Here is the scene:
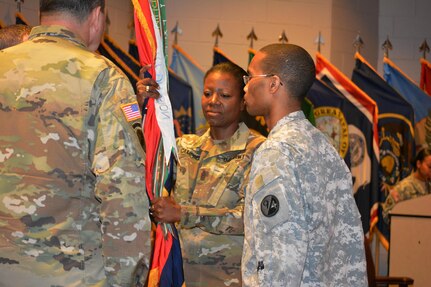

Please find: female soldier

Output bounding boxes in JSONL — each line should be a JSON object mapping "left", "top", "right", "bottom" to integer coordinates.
{"left": 137, "top": 62, "right": 265, "bottom": 286}
{"left": 382, "top": 148, "right": 431, "bottom": 222}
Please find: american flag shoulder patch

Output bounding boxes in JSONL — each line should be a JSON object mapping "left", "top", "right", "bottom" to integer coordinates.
{"left": 121, "top": 101, "right": 142, "bottom": 122}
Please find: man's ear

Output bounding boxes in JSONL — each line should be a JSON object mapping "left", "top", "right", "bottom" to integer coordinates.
{"left": 89, "top": 6, "right": 103, "bottom": 34}
{"left": 87, "top": 6, "right": 105, "bottom": 51}
{"left": 269, "top": 76, "right": 282, "bottom": 93}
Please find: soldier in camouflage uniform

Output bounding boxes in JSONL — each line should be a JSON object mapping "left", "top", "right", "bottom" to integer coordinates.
{"left": 382, "top": 148, "right": 431, "bottom": 223}
{"left": 0, "top": 1, "right": 151, "bottom": 286}
{"left": 242, "top": 44, "right": 368, "bottom": 286}
{"left": 137, "top": 62, "right": 265, "bottom": 286}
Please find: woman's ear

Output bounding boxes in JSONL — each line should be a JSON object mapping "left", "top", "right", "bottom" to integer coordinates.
{"left": 240, "top": 98, "right": 246, "bottom": 111}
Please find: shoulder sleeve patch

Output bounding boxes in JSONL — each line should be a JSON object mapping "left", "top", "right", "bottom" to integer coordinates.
{"left": 121, "top": 101, "right": 142, "bottom": 122}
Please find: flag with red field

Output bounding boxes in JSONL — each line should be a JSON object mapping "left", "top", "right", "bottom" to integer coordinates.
{"left": 420, "top": 58, "right": 431, "bottom": 96}
{"left": 132, "top": 0, "right": 185, "bottom": 286}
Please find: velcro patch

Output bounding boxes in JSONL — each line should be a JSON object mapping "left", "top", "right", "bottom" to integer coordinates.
{"left": 121, "top": 101, "right": 142, "bottom": 122}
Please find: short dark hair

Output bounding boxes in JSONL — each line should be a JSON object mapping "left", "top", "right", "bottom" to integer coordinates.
{"left": 204, "top": 61, "right": 248, "bottom": 98}
{"left": 0, "top": 24, "right": 32, "bottom": 50}
{"left": 40, "top": 0, "right": 105, "bottom": 22}
{"left": 413, "top": 148, "right": 431, "bottom": 171}
{"left": 259, "top": 43, "right": 315, "bottom": 101}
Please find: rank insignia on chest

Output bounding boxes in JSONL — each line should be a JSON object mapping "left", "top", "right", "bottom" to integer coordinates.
{"left": 121, "top": 101, "right": 142, "bottom": 122}
{"left": 261, "top": 195, "right": 279, "bottom": 217}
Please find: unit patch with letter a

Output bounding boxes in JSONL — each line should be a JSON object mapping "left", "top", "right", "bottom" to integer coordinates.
{"left": 261, "top": 195, "right": 279, "bottom": 217}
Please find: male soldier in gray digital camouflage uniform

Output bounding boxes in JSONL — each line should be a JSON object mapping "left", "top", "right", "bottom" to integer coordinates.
{"left": 242, "top": 43, "right": 368, "bottom": 286}
{"left": 0, "top": 1, "right": 151, "bottom": 286}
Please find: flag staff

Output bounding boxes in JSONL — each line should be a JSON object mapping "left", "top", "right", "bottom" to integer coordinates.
{"left": 15, "top": 0, "right": 23, "bottom": 13}
{"left": 247, "top": 27, "right": 258, "bottom": 49}
{"left": 212, "top": 24, "right": 223, "bottom": 47}
{"left": 382, "top": 35, "right": 393, "bottom": 58}
{"left": 278, "top": 30, "right": 288, "bottom": 44}
{"left": 171, "top": 21, "right": 182, "bottom": 45}
{"left": 419, "top": 39, "right": 430, "bottom": 59}
{"left": 353, "top": 33, "right": 364, "bottom": 53}
{"left": 314, "top": 31, "right": 325, "bottom": 53}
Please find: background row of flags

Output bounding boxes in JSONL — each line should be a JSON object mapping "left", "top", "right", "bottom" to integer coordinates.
{"left": 6, "top": 7, "right": 431, "bottom": 284}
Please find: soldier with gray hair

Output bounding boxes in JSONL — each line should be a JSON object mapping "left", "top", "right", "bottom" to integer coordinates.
{"left": 0, "top": 0, "right": 151, "bottom": 286}
{"left": 241, "top": 43, "right": 368, "bottom": 286}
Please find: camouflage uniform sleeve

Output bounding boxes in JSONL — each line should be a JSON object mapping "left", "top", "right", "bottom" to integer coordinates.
{"left": 249, "top": 147, "right": 308, "bottom": 286}
{"left": 381, "top": 177, "right": 411, "bottom": 223}
{"left": 91, "top": 68, "right": 150, "bottom": 286}
{"left": 179, "top": 193, "right": 244, "bottom": 235}
{"left": 176, "top": 138, "right": 249, "bottom": 235}
{"left": 381, "top": 193, "right": 397, "bottom": 223}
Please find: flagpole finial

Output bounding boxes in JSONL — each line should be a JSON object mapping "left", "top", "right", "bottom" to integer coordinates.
{"left": 314, "top": 31, "right": 325, "bottom": 53}
{"left": 278, "top": 30, "right": 288, "bottom": 44}
{"left": 419, "top": 39, "right": 430, "bottom": 59}
{"left": 171, "top": 21, "right": 183, "bottom": 45}
{"left": 247, "top": 27, "right": 258, "bottom": 49}
{"left": 382, "top": 35, "right": 393, "bottom": 58}
{"left": 15, "top": 0, "right": 24, "bottom": 13}
{"left": 353, "top": 33, "right": 364, "bottom": 53}
{"left": 212, "top": 24, "right": 223, "bottom": 47}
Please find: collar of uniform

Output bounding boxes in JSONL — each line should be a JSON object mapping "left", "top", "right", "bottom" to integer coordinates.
{"left": 269, "top": 110, "right": 305, "bottom": 137}
{"left": 29, "top": 25, "right": 87, "bottom": 49}
{"left": 200, "top": 122, "right": 250, "bottom": 157}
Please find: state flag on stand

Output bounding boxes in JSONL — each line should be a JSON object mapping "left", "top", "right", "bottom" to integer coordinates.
{"left": 169, "top": 68, "right": 195, "bottom": 135}
{"left": 352, "top": 53, "right": 415, "bottom": 248}
{"left": 97, "top": 34, "right": 140, "bottom": 91}
{"left": 170, "top": 44, "right": 206, "bottom": 134}
{"left": 15, "top": 12, "right": 30, "bottom": 26}
{"left": 248, "top": 48, "right": 257, "bottom": 66}
{"left": 315, "top": 52, "right": 379, "bottom": 237}
{"left": 384, "top": 57, "right": 431, "bottom": 149}
{"left": 307, "top": 78, "right": 352, "bottom": 168}
{"left": 213, "top": 46, "right": 236, "bottom": 66}
{"left": 420, "top": 58, "right": 431, "bottom": 96}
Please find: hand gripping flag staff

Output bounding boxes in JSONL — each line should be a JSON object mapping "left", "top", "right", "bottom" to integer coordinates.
{"left": 132, "top": 1, "right": 185, "bottom": 286}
